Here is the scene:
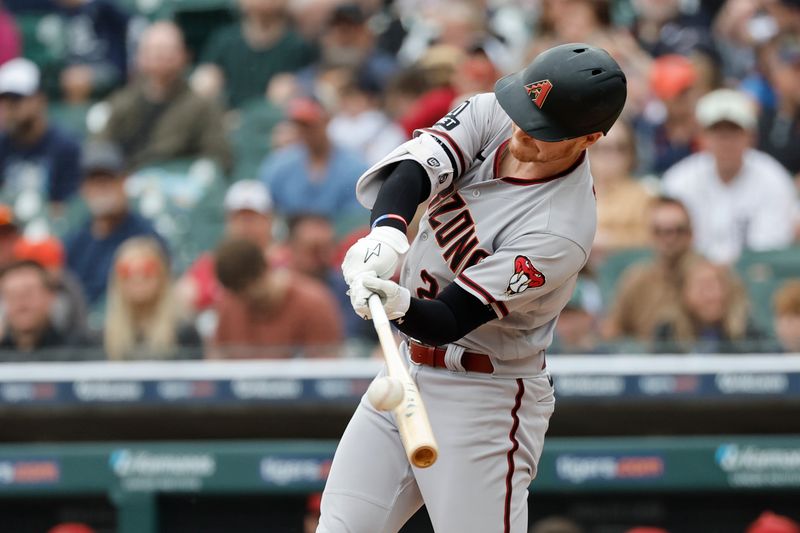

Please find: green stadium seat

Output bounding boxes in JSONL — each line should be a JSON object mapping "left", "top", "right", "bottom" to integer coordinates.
{"left": 228, "top": 100, "right": 283, "bottom": 181}
{"left": 48, "top": 102, "right": 91, "bottom": 139}
{"left": 735, "top": 246, "right": 800, "bottom": 335}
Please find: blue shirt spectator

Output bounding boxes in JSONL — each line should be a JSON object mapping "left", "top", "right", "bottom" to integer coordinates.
{"left": 0, "top": 58, "right": 81, "bottom": 203}
{"left": 65, "top": 141, "right": 166, "bottom": 305}
{"left": 258, "top": 98, "right": 367, "bottom": 221}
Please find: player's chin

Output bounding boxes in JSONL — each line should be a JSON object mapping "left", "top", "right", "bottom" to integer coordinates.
{"left": 508, "top": 143, "right": 540, "bottom": 163}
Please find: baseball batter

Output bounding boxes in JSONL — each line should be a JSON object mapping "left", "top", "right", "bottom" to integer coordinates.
{"left": 319, "top": 43, "right": 627, "bottom": 533}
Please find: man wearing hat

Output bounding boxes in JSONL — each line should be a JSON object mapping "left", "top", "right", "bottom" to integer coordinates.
{"left": 64, "top": 140, "right": 166, "bottom": 305}
{"left": 0, "top": 58, "right": 81, "bottom": 207}
{"left": 663, "top": 88, "right": 798, "bottom": 264}
{"left": 320, "top": 43, "right": 627, "bottom": 532}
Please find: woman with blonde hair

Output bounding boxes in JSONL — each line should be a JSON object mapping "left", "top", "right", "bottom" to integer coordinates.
{"left": 653, "top": 259, "right": 764, "bottom": 353}
{"left": 104, "top": 237, "right": 200, "bottom": 360}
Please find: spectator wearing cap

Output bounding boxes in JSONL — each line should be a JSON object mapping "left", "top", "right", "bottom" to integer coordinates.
{"left": 758, "top": 33, "right": 800, "bottom": 181}
{"left": 663, "top": 89, "right": 798, "bottom": 264}
{"left": 258, "top": 97, "right": 367, "bottom": 222}
{"left": 193, "top": 0, "right": 316, "bottom": 109}
{"left": 51, "top": 0, "right": 130, "bottom": 103}
{"left": 327, "top": 70, "right": 407, "bottom": 166}
{"left": 0, "top": 58, "right": 82, "bottom": 208}
{"left": 178, "top": 179, "right": 274, "bottom": 315}
{"left": 210, "top": 238, "right": 343, "bottom": 359}
{"left": 605, "top": 197, "right": 702, "bottom": 341}
{"left": 0, "top": 260, "right": 85, "bottom": 358}
{"left": 774, "top": 280, "right": 800, "bottom": 353}
{"left": 64, "top": 141, "right": 167, "bottom": 306}
{"left": 634, "top": 54, "right": 700, "bottom": 175}
{"left": 13, "top": 235, "right": 88, "bottom": 340}
{"left": 98, "top": 21, "right": 231, "bottom": 173}
{"left": 747, "top": 510, "right": 800, "bottom": 533}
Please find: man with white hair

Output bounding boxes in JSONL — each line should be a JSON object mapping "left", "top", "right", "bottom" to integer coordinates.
{"left": 662, "top": 89, "right": 798, "bottom": 264}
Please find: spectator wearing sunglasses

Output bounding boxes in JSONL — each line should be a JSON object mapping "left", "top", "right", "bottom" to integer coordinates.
{"left": 103, "top": 237, "right": 199, "bottom": 360}
{"left": 604, "top": 196, "right": 702, "bottom": 342}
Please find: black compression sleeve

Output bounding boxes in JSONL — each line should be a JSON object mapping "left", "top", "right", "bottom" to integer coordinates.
{"left": 393, "top": 282, "right": 497, "bottom": 346}
{"left": 369, "top": 160, "right": 432, "bottom": 232}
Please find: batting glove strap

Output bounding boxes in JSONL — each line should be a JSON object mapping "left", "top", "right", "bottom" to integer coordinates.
{"left": 350, "top": 275, "right": 411, "bottom": 321}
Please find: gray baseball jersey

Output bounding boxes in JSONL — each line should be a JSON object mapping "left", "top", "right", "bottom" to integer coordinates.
{"left": 356, "top": 92, "right": 597, "bottom": 372}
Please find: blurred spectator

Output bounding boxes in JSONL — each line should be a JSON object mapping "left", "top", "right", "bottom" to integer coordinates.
{"left": 758, "top": 33, "right": 800, "bottom": 180}
{"left": 299, "top": 3, "right": 397, "bottom": 94}
{"left": 104, "top": 237, "right": 200, "bottom": 360}
{"left": 210, "top": 238, "right": 342, "bottom": 359}
{"left": 304, "top": 492, "right": 321, "bottom": 533}
{"left": 286, "top": 214, "right": 335, "bottom": 281}
{"left": 0, "top": 2, "right": 20, "bottom": 67}
{"left": 765, "top": 1, "right": 800, "bottom": 34}
{"left": 0, "top": 260, "right": 84, "bottom": 355}
{"left": 774, "top": 280, "right": 800, "bottom": 353}
{"left": 13, "top": 235, "right": 88, "bottom": 339}
{"left": 551, "top": 278, "right": 606, "bottom": 355}
{"left": 590, "top": 121, "right": 653, "bottom": 255}
{"left": 65, "top": 141, "right": 166, "bottom": 306}
{"left": 48, "top": 524, "right": 95, "bottom": 533}
{"left": 631, "top": 0, "right": 714, "bottom": 58}
{"left": 99, "top": 22, "right": 232, "bottom": 173}
{"left": 0, "top": 204, "right": 19, "bottom": 268}
{"left": 663, "top": 89, "right": 798, "bottom": 264}
{"left": 258, "top": 97, "right": 367, "bottom": 220}
{"left": 605, "top": 197, "right": 700, "bottom": 341}
{"left": 635, "top": 54, "right": 700, "bottom": 175}
{"left": 193, "top": 0, "right": 316, "bottom": 108}
{"left": 0, "top": 59, "right": 81, "bottom": 208}
{"left": 327, "top": 71, "right": 407, "bottom": 165}
{"left": 179, "top": 179, "right": 273, "bottom": 314}
{"left": 529, "top": 515, "right": 583, "bottom": 533}
{"left": 53, "top": 0, "right": 130, "bottom": 102}
{"left": 653, "top": 259, "right": 763, "bottom": 353}
{"left": 747, "top": 510, "right": 800, "bottom": 533}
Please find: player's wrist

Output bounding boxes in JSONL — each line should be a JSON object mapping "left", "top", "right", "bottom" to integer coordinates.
{"left": 368, "top": 225, "right": 410, "bottom": 254}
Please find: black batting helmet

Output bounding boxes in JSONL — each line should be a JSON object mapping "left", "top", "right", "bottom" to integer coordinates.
{"left": 494, "top": 43, "right": 627, "bottom": 142}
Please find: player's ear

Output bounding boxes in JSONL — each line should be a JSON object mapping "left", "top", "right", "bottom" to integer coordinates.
{"left": 581, "top": 132, "right": 604, "bottom": 149}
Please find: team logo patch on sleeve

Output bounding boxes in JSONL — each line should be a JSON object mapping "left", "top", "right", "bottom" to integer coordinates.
{"left": 524, "top": 79, "right": 553, "bottom": 109}
{"left": 506, "top": 255, "right": 546, "bottom": 295}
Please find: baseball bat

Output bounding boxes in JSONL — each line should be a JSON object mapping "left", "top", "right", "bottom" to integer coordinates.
{"left": 368, "top": 294, "right": 439, "bottom": 468}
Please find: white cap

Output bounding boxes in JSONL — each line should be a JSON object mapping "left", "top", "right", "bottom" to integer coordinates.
{"left": 223, "top": 180, "right": 272, "bottom": 215}
{"left": 695, "top": 89, "right": 757, "bottom": 130}
{"left": 0, "top": 58, "right": 41, "bottom": 97}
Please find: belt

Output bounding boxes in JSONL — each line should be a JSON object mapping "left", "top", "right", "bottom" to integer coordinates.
{"left": 408, "top": 341, "right": 495, "bottom": 374}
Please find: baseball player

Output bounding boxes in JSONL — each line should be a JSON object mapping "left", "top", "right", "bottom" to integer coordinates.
{"left": 319, "top": 43, "right": 627, "bottom": 533}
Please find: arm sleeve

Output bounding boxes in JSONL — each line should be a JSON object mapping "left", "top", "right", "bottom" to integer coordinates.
{"left": 369, "top": 160, "right": 431, "bottom": 232}
{"left": 355, "top": 93, "right": 509, "bottom": 208}
{"left": 394, "top": 281, "right": 497, "bottom": 346}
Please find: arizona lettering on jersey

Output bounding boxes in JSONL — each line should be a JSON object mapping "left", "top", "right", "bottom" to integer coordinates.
{"left": 356, "top": 92, "right": 597, "bottom": 370}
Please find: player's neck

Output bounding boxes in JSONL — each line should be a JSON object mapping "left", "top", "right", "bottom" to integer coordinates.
{"left": 500, "top": 148, "right": 583, "bottom": 181}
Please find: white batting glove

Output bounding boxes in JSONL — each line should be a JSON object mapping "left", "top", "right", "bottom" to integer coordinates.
{"left": 342, "top": 226, "right": 409, "bottom": 284}
{"left": 350, "top": 274, "right": 411, "bottom": 321}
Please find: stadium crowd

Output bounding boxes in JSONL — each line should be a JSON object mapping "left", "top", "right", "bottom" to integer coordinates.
{"left": 0, "top": 0, "right": 798, "bottom": 361}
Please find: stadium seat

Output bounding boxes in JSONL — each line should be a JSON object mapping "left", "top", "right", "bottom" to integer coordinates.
{"left": 735, "top": 246, "right": 800, "bottom": 335}
{"left": 227, "top": 100, "right": 284, "bottom": 182}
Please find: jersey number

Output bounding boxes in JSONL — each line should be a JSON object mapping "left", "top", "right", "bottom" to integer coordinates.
{"left": 435, "top": 100, "right": 470, "bottom": 131}
{"left": 416, "top": 270, "right": 439, "bottom": 300}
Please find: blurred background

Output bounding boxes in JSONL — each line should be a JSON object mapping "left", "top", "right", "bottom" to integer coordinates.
{"left": 0, "top": 0, "right": 799, "bottom": 531}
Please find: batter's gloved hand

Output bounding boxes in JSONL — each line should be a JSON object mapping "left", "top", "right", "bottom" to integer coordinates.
{"left": 349, "top": 274, "right": 411, "bottom": 321}
{"left": 342, "top": 226, "right": 409, "bottom": 284}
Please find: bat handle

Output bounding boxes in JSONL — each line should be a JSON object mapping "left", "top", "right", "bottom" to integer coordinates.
{"left": 368, "top": 293, "right": 390, "bottom": 327}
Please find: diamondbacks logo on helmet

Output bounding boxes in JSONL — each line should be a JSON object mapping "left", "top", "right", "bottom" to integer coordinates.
{"left": 524, "top": 79, "right": 553, "bottom": 109}
{"left": 506, "top": 255, "right": 546, "bottom": 295}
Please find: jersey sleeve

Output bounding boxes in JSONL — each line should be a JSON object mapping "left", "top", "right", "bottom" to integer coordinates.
{"left": 454, "top": 233, "right": 587, "bottom": 319}
{"left": 355, "top": 92, "right": 508, "bottom": 209}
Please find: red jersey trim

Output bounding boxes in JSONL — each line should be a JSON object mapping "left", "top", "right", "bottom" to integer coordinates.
{"left": 457, "top": 272, "right": 510, "bottom": 318}
{"left": 504, "top": 378, "right": 525, "bottom": 533}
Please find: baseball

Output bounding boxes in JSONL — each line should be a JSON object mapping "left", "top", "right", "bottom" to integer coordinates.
{"left": 367, "top": 376, "right": 404, "bottom": 411}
